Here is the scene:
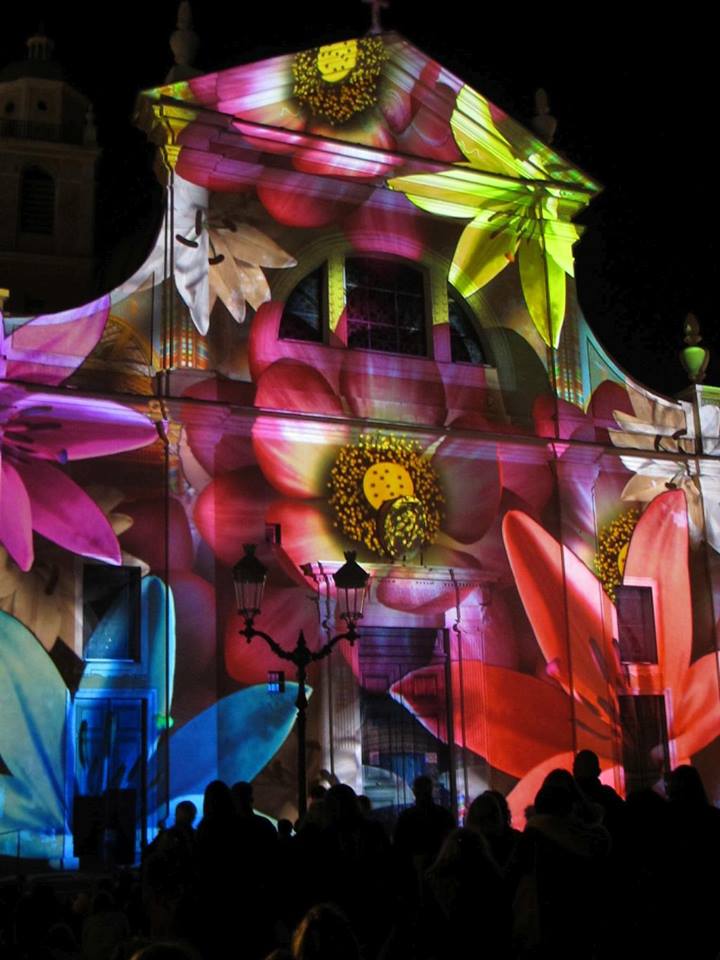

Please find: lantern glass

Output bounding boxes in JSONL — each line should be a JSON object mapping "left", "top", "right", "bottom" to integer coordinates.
{"left": 333, "top": 551, "right": 370, "bottom": 625}
{"left": 232, "top": 544, "right": 268, "bottom": 621}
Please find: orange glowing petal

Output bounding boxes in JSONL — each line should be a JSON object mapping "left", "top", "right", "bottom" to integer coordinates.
{"left": 502, "top": 510, "right": 621, "bottom": 719}
{"left": 624, "top": 489, "right": 691, "bottom": 696}
{"left": 266, "top": 498, "right": 342, "bottom": 573}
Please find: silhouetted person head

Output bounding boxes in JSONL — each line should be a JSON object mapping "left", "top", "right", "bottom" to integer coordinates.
{"left": 534, "top": 784, "right": 574, "bottom": 818}
{"left": 202, "top": 779, "right": 234, "bottom": 820}
{"left": 466, "top": 792, "right": 504, "bottom": 839}
{"left": 231, "top": 780, "right": 255, "bottom": 814}
{"left": 487, "top": 789, "right": 513, "bottom": 829}
{"left": 174, "top": 800, "right": 197, "bottom": 829}
{"left": 573, "top": 749, "right": 602, "bottom": 781}
{"left": 358, "top": 794, "right": 372, "bottom": 816}
{"left": 668, "top": 765, "right": 709, "bottom": 808}
{"left": 291, "top": 903, "right": 360, "bottom": 960}
{"left": 324, "top": 784, "right": 359, "bottom": 825}
{"left": 308, "top": 783, "right": 327, "bottom": 804}
{"left": 412, "top": 775, "right": 434, "bottom": 805}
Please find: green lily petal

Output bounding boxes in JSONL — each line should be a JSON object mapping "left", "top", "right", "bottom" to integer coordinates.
{"left": 518, "top": 236, "right": 567, "bottom": 348}
{"left": 451, "top": 86, "right": 520, "bottom": 176}
{"left": 543, "top": 220, "right": 578, "bottom": 278}
{"left": 449, "top": 215, "right": 519, "bottom": 298}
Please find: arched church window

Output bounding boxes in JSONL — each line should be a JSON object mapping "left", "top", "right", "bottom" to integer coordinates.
{"left": 19, "top": 166, "right": 55, "bottom": 235}
{"left": 346, "top": 257, "right": 426, "bottom": 356}
{"left": 448, "top": 286, "right": 487, "bottom": 365}
{"left": 279, "top": 265, "right": 324, "bottom": 342}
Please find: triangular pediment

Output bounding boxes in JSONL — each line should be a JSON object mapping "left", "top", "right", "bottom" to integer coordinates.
{"left": 138, "top": 33, "right": 598, "bottom": 200}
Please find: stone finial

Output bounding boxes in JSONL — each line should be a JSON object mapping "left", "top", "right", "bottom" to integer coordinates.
{"left": 363, "top": 0, "right": 389, "bottom": 35}
{"left": 680, "top": 312, "right": 710, "bottom": 384}
{"left": 168, "top": 1, "right": 199, "bottom": 75}
{"left": 531, "top": 88, "right": 557, "bottom": 144}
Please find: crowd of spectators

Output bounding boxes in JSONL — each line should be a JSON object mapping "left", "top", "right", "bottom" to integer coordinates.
{"left": 2, "top": 753, "right": 720, "bottom": 959}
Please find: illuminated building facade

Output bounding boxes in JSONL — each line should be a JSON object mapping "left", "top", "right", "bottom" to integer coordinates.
{"left": 2, "top": 34, "right": 720, "bottom": 865}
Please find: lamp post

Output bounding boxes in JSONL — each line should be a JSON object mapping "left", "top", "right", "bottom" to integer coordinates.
{"left": 232, "top": 545, "right": 370, "bottom": 819}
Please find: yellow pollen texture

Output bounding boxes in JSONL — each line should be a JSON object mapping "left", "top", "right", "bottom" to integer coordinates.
{"left": 594, "top": 509, "right": 640, "bottom": 602}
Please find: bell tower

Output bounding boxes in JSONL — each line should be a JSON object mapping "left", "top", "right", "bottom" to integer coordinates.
{"left": 0, "top": 29, "right": 98, "bottom": 313}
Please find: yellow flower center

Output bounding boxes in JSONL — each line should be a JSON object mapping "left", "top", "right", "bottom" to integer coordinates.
{"left": 328, "top": 433, "right": 443, "bottom": 559}
{"left": 316, "top": 41, "right": 358, "bottom": 83}
{"left": 292, "top": 36, "right": 387, "bottom": 126}
{"left": 594, "top": 509, "right": 640, "bottom": 602}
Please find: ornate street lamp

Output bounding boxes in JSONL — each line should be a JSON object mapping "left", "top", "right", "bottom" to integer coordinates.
{"left": 232, "top": 547, "right": 370, "bottom": 819}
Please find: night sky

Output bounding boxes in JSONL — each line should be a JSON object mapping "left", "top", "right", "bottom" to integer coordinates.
{"left": 1, "top": 3, "right": 715, "bottom": 396}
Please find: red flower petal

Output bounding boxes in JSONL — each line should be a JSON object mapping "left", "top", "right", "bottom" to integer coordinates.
{"left": 195, "top": 467, "right": 277, "bottom": 566}
{"left": 265, "top": 498, "right": 342, "bottom": 573}
{"left": 502, "top": 510, "right": 621, "bottom": 719}
{"left": 181, "top": 377, "right": 256, "bottom": 477}
{"left": 257, "top": 170, "right": 360, "bottom": 227}
{"left": 225, "top": 585, "right": 324, "bottom": 685}
{"left": 392, "top": 661, "right": 584, "bottom": 778}
{"left": 673, "top": 652, "right": 720, "bottom": 760}
{"left": 169, "top": 571, "right": 218, "bottom": 725}
{"left": 249, "top": 302, "right": 342, "bottom": 387}
{"left": 624, "top": 490, "right": 691, "bottom": 696}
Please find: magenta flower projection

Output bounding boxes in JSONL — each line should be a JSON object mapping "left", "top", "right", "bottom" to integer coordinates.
{"left": 1, "top": 300, "right": 158, "bottom": 572}
{"left": 0, "top": 386, "right": 158, "bottom": 571}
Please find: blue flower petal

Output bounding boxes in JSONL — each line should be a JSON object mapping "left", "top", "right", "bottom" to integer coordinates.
{"left": 169, "top": 683, "right": 306, "bottom": 800}
{"left": 0, "top": 612, "right": 67, "bottom": 831}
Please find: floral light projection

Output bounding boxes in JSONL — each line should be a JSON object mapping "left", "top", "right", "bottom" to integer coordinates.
{"left": 609, "top": 386, "right": 720, "bottom": 551}
{"left": 3, "top": 33, "right": 720, "bottom": 859}
{"left": 118, "top": 175, "right": 296, "bottom": 334}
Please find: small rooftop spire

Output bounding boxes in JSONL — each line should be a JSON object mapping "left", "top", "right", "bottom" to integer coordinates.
{"left": 531, "top": 88, "right": 557, "bottom": 145}
{"left": 166, "top": 1, "right": 201, "bottom": 83}
{"left": 680, "top": 312, "right": 710, "bottom": 384}
{"left": 363, "top": 0, "right": 389, "bottom": 35}
{"left": 26, "top": 25, "right": 54, "bottom": 62}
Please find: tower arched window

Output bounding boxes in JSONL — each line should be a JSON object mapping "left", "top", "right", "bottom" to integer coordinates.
{"left": 19, "top": 166, "right": 55, "bottom": 235}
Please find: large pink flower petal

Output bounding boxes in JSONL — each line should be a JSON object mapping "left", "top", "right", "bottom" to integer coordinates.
{"left": 195, "top": 467, "right": 277, "bottom": 566}
{"left": 12, "top": 393, "right": 157, "bottom": 461}
{"left": 118, "top": 496, "right": 193, "bottom": 573}
{"left": 587, "top": 380, "right": 634, "bottom": 439}
{"left": 671, "top": 653, "right": 720, "bottom": 759}
{"left": 395, "top": 81, "right": 463, "bottom": 163}
{"left": 376, "top": 545, "right": 482, "bottom": 614}
{"left": 433, "top": 435, "right": 501, "bottom": 543}
{"left": 341, "top": 352, "right": 447, "bottom": 426}
{"left": 392, "top": 661, "right": 598, "bottom": 778}
{"left": 249, "top": 302, "right": 343, "bottom": 388}
{"left": 0, "top": 460, "right": 34, "bottom": 571}
{"left": 13, "top": 459, "right": 120, "bottom": 564}
{"left": 253, "top": 360, "right": 347, "bottom": 499}
{"left": 2, "top": 296, "right": 109, "bottom": 386}
{"left": 503, "top": 510, "right": 621, "bottom": 719}
{"left": 257, "top": 170, "right": 361, "bottom": 227}
{"left": 266, "top": 498, "right": 342, "bottom": 573}
{"left": 343, "top": 189, "right": 426, "bottom": 262}
{"left": 624, "top": 490, "right": 691, "bottom": 697}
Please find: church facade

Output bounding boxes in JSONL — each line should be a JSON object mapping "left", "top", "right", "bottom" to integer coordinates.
{"left": 2, "top": 33, "right": 720, "bottom": 866}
